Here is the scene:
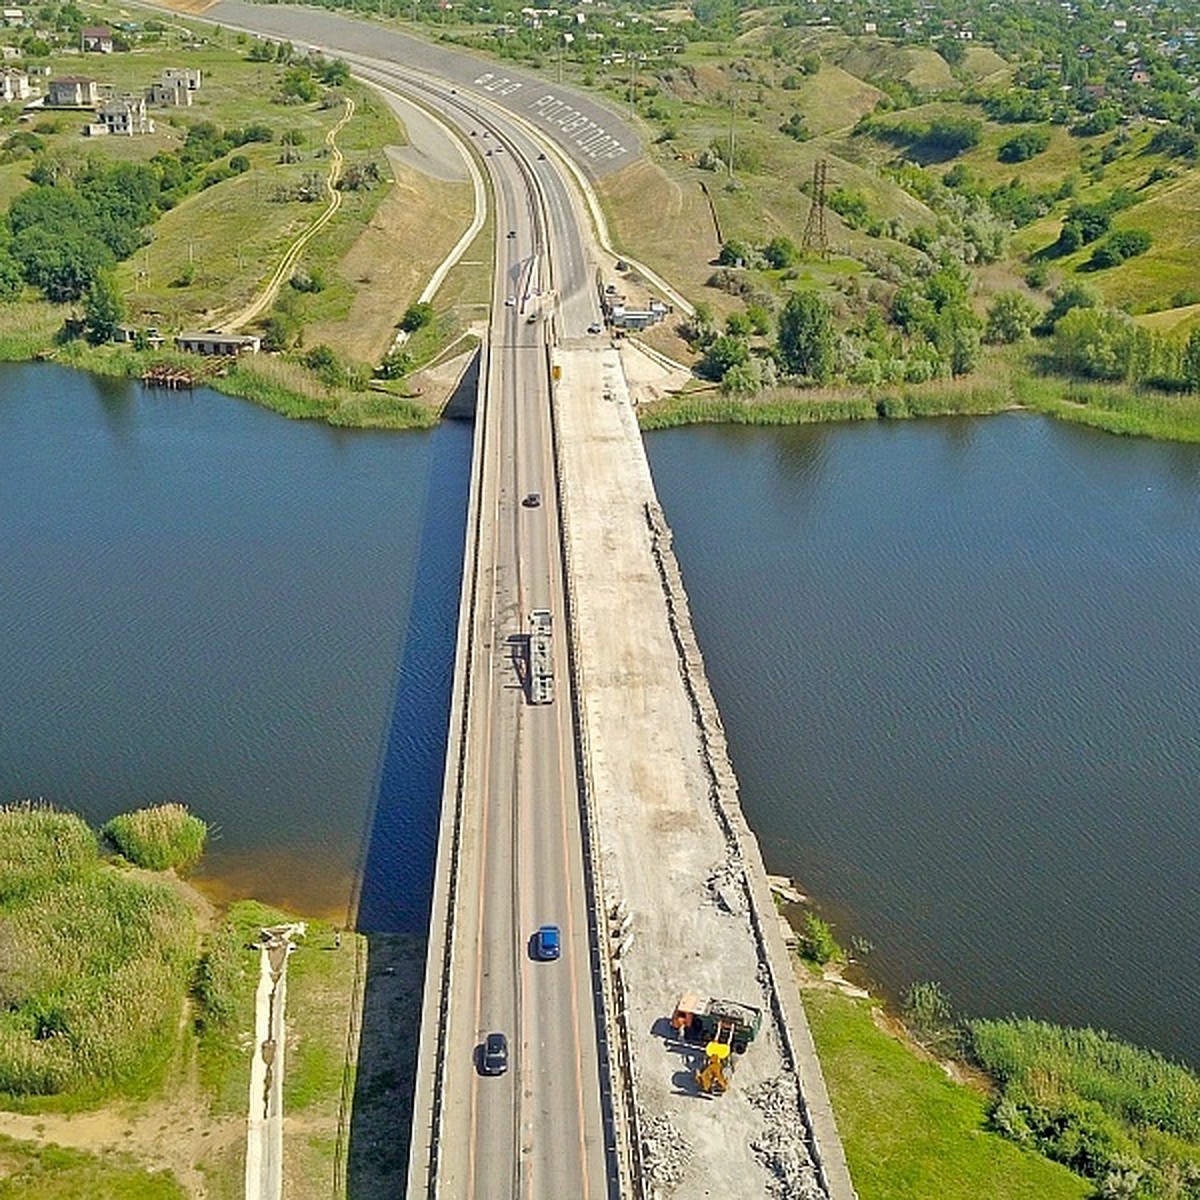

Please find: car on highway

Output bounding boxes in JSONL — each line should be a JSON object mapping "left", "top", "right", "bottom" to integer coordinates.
{"left": 481, "top": 1032, "right": 508, "bottom": 1075}
{"left": 587, "top": 322, "right": 602, "bottom": 334}
{"left": 507, "top": 229, "right": 516, "bottom": 238}
{"left": 505, "top": 296, "right": 515, "bottom": 307}
{"left": 533, "top": 925, "right": 560, "bottom": 960}
{"left": 522, "top": 492, "right": 541, "bottom": 508}
{"left": 537, "top": 151, "right": 546, "bottom": 160}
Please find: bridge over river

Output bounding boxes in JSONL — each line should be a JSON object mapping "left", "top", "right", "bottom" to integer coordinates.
{"left": 147, "top": 4, "right": 856, "bottom": 1193}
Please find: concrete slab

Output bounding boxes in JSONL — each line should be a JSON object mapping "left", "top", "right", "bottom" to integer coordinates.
{"left": 553, "top": 347, "right": 854, "bottom": 1199}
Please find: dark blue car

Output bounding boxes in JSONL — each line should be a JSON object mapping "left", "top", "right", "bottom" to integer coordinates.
{"left": 534, "top": 924, "right": 560, "bottom": 960}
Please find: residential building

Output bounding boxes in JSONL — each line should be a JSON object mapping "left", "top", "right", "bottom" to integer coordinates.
{"left": 2, "top": 8, "right": 25, "bottom": 27}
{"left": 146, "top": 79, "right": 192, "bottom": 106}
{"left": 0, "top": 67, "right": 28, "bottom": 100}
{"left": 47, "top": 75, "right": 97, "bottom": 107}
{"left": 80, "top": 25, "right": 113, "bottom": 52}
{"left": 161, "top": 66, "right": 201, "bottom": 90}
{"left": 94, "top": 93, "right": 153, "bottom": 135}
{"left": 175, "top": 332, "right": 261, "bottom": 356}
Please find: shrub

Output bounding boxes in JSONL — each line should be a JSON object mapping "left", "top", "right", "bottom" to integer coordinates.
{"left": 102, "top": 803, "right": 207, "bottom": 872}
{"left": 400, "top": 301, "right": 434, "bottom": 332}
{"left": 798, "top": 912, "right": 843, "bottom": 965}
{"left": 985, "top": 292, "right": 1040, "bottom": 344}
{"left": 998, "top": 128, "right": 1051, "bottom": 163}
{"left": 1088, "top": 229, "right": 1152, "bottom": 270}
{"left": 902, "top": 981, "right": 963, "bottom": 1056}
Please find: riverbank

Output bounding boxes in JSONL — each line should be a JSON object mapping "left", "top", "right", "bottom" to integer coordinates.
{"left": 795, "top": 968, "right": 1089, "bottom": 1200}
{"left": 638, "top": 356, "right": 1200, "bottom": 444}
{"left": 0, "top": 310, "right": 437, "bottom": 429}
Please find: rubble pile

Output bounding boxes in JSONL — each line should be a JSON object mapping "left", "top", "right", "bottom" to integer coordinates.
{"left": 748, "top": 1074, "right": 825, "bottom": 1200}
{"left": 640, "top": 1113, "right": 691, "bottom": 1193}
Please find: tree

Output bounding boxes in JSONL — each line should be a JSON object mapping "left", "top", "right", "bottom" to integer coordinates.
{"left": 936, "top": 303, "right": 982, "bottom": 376}
{"left": 1052, "top": 307, "right": 1137, "bottom": 380}
{"left": 1182, "top": 329, "right": 1200, "bottom": 392}
{"left": 985, "top": 292, "right": 1040, "bottom": 344}
{"left": 698, "top": 333, "right": 748, "bottom": 381}
{"left": 0, "top": 247, "right": 21, "bottom": 301}
{"left": 12, "top": 226, "right": 112, "bottom": 302}
{"left": 82, "top": 271, "right": 124, "bottom": 344}
{"left": 762, "top": 236, "right": 798, "bottom": 269}
{"left": 777, "top": 290, "right": 836, "bottom": 382}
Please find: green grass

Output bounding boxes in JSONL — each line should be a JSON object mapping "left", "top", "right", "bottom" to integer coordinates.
{"left": 103, "top": 804, "right": 207, "bottom": 873}
{"left": 0, "top": 1134, "right": 186, "bottom": 1200}
{"left": 803, "top": 986, "right": 1090, "bottom": 1200}
{"left": 0, "top": 804, "right": 197, "bottom": 1106}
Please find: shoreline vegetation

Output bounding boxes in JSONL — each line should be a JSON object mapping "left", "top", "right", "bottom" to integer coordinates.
{"left": 0, "top": 799, "right": 413, "bottom": 1198}
{"left": 790, "top": 903, "right": 1200, "bottom": 1200}
{"left": 1, "top": 800, "right": 1197, "bottom": 1198}
{"left": 637, "top": 361, "right": 1200, "bottom": 444}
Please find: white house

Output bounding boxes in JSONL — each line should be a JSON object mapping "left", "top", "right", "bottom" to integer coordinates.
{"left": 47, "top": 75, "right": 97, "bottom": 107}
{"left": 2, "top": 8, "right": 25, "bottom": 27}
{"left": 95, "top": 93, "right": 153, "bottom": 135}
{"left": 0, "top": 67, "right": 28, "bottom": 100}
{"left": 80, "top": 24, "right": 113, "bottom": 52}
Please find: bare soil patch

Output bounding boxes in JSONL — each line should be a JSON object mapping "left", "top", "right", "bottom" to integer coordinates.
{"left": 305, "top": 150, "right": 473, "bottom": 364}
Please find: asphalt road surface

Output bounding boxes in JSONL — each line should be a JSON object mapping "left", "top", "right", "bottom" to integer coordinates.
{"left": 317, "top": 57, "right": 617, "bottom": 1200}
{"left": 432, "top": 135, "right": 611, "bottom": 1199}
{"left": 207, "top": 0, "right": 640, "bottom": 178}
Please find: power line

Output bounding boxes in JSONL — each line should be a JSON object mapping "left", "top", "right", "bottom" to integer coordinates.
{"left": 801, "top": 159, "right": 830, "bottom": 257}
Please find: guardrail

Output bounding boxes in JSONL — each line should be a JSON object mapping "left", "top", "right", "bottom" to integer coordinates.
{"left": 405, "top": 332, "right": 493, "bottom": 1199}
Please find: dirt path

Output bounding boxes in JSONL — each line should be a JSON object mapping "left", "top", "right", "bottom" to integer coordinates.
{"left": 218, "top": 97, "right": 356, "bottom": 333}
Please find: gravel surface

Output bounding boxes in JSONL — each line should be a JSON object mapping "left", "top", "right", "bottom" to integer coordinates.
{"left": 553, "top": 345, "right": 850, "bottom": 1198}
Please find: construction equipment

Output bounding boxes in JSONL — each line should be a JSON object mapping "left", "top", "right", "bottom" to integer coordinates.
{"left": 671, "top": 993, "right": 763, "bottom": 1095}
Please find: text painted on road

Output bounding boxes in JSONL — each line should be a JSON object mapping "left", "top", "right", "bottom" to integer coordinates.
{"left": 528, "top": 94, "right": 628, "bottom": 163}
{"left": 474, "top": 72, "right": 523, "bottom": 96}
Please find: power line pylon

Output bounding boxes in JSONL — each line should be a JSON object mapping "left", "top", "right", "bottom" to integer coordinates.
{"left": 801, "top": 159, "right": 830, "bottom": 257}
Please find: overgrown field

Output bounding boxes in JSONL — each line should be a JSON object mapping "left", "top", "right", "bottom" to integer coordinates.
{"left": 0, "top": 11, "right": 478, "bottom": 420}
{"left": 802, "top": 984, "right": 1090, "bottom": 1200}
{"left": 0, "top": 804, "right": 196, "bottom": 1104}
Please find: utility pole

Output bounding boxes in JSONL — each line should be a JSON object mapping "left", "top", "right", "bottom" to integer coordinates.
{"left": 801, "top": 159, "right": 830, "bottom": 257}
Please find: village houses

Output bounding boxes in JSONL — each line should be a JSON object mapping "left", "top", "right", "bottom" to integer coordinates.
{"left": 0, "top": 66, "right": 28, "bottom": 101}
{"left": 90, "top": 93, "right": 153, "bottom": 136}
{"left": 80, "top": 25, "right": 113, "bottom": 53}
{"left": 47, "top": 75, "right": 98, "bottom": 107}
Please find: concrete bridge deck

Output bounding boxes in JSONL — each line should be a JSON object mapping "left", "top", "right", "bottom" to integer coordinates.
{"left": 551, "top": 345, "right": 855, "bottom": 1199}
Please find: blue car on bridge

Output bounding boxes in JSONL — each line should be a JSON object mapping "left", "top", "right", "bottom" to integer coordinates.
{"left": 533, "top": 924, "right": 560, "bottom": 961}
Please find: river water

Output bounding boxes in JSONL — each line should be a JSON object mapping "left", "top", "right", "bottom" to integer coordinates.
{"left": 645, "top": 413, "right": 1200, "bottom": 1068}
{"left": 4, "top": 365, "right": 1198, "bottom": 1066}
{"left": 0, "top": 364, "right": 470, "bottom": 930}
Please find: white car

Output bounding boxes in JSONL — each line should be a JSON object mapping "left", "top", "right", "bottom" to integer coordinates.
{"left": 587, "top": 322, "right": 602, "bottom": 334}
{"left": 505, "top": 296, "right": 516, "bottom": 307}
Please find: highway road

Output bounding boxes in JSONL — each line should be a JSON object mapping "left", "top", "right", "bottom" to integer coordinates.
{"left": 138, "top": 2, "right": 622, "bottom": 1187}
{"left": 334, "top": 57, "right": 618, "bottom": 1200}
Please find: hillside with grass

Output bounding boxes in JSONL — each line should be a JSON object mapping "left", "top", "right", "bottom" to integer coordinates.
{"left": 0, "top": 8, "right": 475, "bottom": 423}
